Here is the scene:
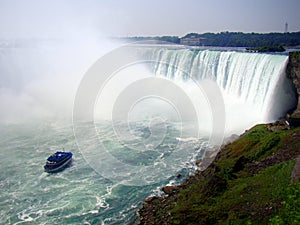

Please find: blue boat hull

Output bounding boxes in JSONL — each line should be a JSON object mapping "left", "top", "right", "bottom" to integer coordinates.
{"left": 44, "top": 152, "right": 72, "bottom": 173}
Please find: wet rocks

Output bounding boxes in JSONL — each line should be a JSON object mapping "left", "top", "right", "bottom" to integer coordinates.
{"left": 162, "top": 186, "right": 179, "bottom": 195}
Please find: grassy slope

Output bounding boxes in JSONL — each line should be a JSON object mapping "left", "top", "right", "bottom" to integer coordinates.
{"left": 139, "top": 125, "right": 300, "bottom": 224}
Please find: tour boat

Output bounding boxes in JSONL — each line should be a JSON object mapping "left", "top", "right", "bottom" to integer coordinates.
{"left": 44, "top": 151, "right": 72, "bottom": 173}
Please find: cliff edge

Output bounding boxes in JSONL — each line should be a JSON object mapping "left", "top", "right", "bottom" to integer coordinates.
{"left": 287, "top": 51, "right": 300, "bottom": 123}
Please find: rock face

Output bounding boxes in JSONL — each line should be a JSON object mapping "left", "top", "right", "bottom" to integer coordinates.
{"left": 287, "top": 52, "right": 300, "bottom": 123}
{"left": 162, "top": 186, "right": 179, "bottom": 195}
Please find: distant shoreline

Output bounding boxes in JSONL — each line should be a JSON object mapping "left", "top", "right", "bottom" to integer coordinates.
{"left": 113, "top": 31, "right": 300, "bottom": 49}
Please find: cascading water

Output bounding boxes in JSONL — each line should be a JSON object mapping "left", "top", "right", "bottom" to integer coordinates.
{"left": 142, "top": 48, "right": 297, "bottom": 134}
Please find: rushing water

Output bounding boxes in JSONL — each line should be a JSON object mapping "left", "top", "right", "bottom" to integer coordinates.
{"left": 0, "top": 42, "right": 297, "bottom": 224}
{"left": 0, "top": 121, "right": 204, "bottom": 224}
{"left": 142, "top": 47, "right": 296, "bottom": 124}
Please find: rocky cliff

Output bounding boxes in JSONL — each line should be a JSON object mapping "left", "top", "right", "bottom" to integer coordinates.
{"left": 138, "top": 125, "right": 300, "bottom": 225}
{"left": 287, "top": 51, "right": 300, "bottom": 120}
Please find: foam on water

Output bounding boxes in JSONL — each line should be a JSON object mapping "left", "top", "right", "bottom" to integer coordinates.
{"left": 0, "top": 120, "right": 202, "bottom": 224}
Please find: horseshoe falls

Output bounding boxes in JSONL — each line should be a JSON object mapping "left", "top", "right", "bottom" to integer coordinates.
{"left": 143, "top": 48, "right": 297, "bottom": 134}
{"left": 0, "top": 43, "right": 298, "bottom": 225}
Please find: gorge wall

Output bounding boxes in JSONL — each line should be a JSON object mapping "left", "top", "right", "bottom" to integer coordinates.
{"left": 287, "top": 51, "right": 300, "bottom": 126}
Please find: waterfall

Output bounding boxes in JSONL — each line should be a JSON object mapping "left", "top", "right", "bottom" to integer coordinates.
{"left": 142, "top": 48, "right": 297, "bottom": 133}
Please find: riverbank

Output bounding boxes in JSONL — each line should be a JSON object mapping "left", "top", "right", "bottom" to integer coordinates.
{"left": 138, "top": 124, "right": 300, "bottom": 224}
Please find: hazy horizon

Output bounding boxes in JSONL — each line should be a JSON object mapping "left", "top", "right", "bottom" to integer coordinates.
{"left": 0, "top": 0, "right": 300, "bottom": 39}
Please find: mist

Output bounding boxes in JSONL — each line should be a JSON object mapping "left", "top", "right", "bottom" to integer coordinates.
{"left": 0, "top": 1, "right": 296, "bottom": 134}
{"left": 0, "top": 1, "right": 118, "bottom": 123}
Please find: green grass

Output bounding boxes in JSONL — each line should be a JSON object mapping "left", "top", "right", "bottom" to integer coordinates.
{"left": 269, "top": 182, "right": 300, "bottom": 225}
{"left": 169, "top": 161, "right": 295, "bottom": 224}
{"left": 215, "top": 125, "right": 297, "bottom": 170}
{"left": 162, "top": 125, "right": 300, "bottom": 224}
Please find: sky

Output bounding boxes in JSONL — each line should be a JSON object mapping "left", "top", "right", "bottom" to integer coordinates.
{"left": 0, "top": 0, "right": 300, "bottom": 38}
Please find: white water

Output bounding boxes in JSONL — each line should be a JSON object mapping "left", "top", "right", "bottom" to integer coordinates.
{"left": 142, "top": 48, "right": 297, "bottom": 134}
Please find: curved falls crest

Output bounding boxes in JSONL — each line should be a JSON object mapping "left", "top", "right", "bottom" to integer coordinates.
{"left": 141, "top": 48, "right": 297, "bottom": 133}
